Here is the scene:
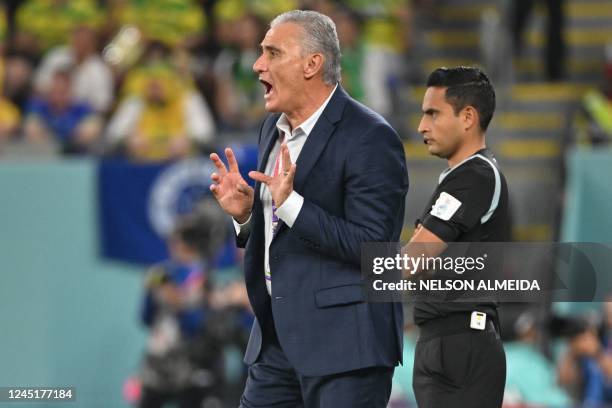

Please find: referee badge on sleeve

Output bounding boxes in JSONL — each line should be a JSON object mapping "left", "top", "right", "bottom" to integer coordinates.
{"left": 430, "top": 192, "right": 462, "bottom": 221}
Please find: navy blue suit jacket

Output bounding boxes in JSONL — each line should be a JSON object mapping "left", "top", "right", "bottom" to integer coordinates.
{"left": 238, "top": 86, "right": 409, "bottom": 376}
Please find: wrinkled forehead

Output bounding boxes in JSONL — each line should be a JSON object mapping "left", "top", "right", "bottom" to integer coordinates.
{"left": 261, "top": 22, "right": 305, "bottom": 51}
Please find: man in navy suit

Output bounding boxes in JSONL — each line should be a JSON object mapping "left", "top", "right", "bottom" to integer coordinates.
{"left": 209, "top": 10, "right": 408, "bottom": 408}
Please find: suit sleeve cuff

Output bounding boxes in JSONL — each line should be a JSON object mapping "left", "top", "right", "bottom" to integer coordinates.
{"left": 276, "top": 191, "right": 303, "bottom": 228}
{"left": 233, "top": 213, "right": 252, "bottom": 236}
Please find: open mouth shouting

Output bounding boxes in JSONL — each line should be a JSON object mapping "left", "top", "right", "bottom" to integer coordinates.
{"left": 260, "top": 78, "right": 274, "bottom": 98}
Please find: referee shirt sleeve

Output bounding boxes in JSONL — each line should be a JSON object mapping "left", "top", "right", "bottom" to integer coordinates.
{"left": 421, "top": 162, "right": 496, "bottom": 242}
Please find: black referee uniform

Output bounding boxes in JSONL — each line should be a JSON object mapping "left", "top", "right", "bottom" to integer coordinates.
{"left": 413, "top": 147, "right": 509, "bottom": 408}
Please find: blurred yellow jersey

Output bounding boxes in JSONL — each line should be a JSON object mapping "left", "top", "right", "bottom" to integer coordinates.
{"left": 0, "top": 98, "right": 20, "bottom": 131}
{"left": 0, "top": 6, "right": 7, "bottom": 43}
{"left": 346, "top": 0, "right": 409, "bottom": 52}
{"left": 136, "top": 96, "right": 189, "bottom": 161}
{"left": 112, "top": 0, "right": 206, "bottom": 46}
{"left": 16, "top": 0, "right": 102, "bottom": 50}
{"left": 213, "top": 0, "right": 297, "bottom": 22}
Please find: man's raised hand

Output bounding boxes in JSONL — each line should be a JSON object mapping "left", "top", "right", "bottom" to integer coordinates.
{"left": 210, "top": 147, "right": 254, "bottom": 223}
{"left": 249, "top": 143, "right": 296, "bottom": 207}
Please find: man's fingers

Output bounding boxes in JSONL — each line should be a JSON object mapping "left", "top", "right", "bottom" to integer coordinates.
{"left": 211, "top": 172, "right": 221, "bottom": 184}
{"left": 236, "top": 183, "right": 253, "bottom": 195}
{"left": 209, "top": 184, "right": 220, "bottom": 197}
{"left": 285, "top": 163, "right": 297, "bottom": 184}
{"left": 282, "top": 164, "right": 297, "bottom": 188}
{"left": 210, "top": 153, "right": 228, "bottom": 175}
{"left": 249, "top": 171, "right": 272, "bottom": 184}
{"left": 225, "top": 147, "right": 240, "bottom": 173}
{"left": 281, "top": 143, "right": 292, "bottom": 174}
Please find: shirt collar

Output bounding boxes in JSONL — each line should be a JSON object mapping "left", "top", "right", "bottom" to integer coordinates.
{"left": 438, "top": 148, "right": 492, "bottom": 184}
{"left": 276, "top": 83, "right": 338, "bottom": 140}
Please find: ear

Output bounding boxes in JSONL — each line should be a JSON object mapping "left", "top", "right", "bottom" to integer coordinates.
{"left": 462, "top": 106, "right": 478, "bottom": 132}
{"left": 304, "top": 53, "right": 324, "bottom": 80}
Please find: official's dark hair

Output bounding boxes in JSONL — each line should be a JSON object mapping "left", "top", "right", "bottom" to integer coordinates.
{"left": 426, "top": 66, "right": 496, "bottom": 132}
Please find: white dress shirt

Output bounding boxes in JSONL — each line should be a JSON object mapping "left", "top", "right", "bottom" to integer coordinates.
{"left": 234, "top": 84, "right": 338, "bottom": 294}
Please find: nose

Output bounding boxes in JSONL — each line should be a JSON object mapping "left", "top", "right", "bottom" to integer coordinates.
{"left": 253, "top": 54, "right": 265, "bottom": 74}
{"left": 418, "top": 115, "right": 428, "bottom": 134}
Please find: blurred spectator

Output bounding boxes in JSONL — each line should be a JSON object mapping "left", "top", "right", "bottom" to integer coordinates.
{"left": 557, "top": 316, "right": 612, "bottom": 406}
{"left": 345, "top": 0, "right": 411, "bottom": 118}
{"left": 333, "top": 7, "right": 365, "bottom": 102}
{"left": 212, "top": 0, "right": 297, "bottom": 24}
{"left": 2, "top": 15, "right": 37, "bottom": 115}
{"left": 138, "top": 213, "right": 223, "bottom": 408}
{"left": 15, "top": 0, "right": 102, "bottom": 53}
{"left": 0, "top": 5, "right": 6, "bottom": 43}
{"left": 33, "top": 26, "right": 114, "bottom": 114}
{"left": 210, "top": 0, "right": 246, "bottom": 48}
{"left": 137, "top": 200, "right": 251, "bottom": 408}
{"left": 503, "top": 311, "right": 571, "bottom": 406}
{"left": 23, "top": 70, "right": 101, "bottom": 154}
{"left": 34, "top": 26, "right": 114, "bottom": 114}
{"left": 106, "top": 64, "right": 215, "bottom": 162}
{"left": 201, "top": 0, "right": 247, "bottom": 124}
{"left": 2, "top": 0, "right": 21, "bottom": 40}
{"left": 410, "top": 0, "right": 437, "bottom": 16}
{"left": 119, "top": 41, "right": 175, "bottom": 98}
{"left": 601, "top": 299, "right": 612, "bottom": 352}
{"left": 212, "top": 13, "right": 265, "bottom": 131}
{"left": 108, "top": 0, "right": 205, "bottom": 48}
{"left": 2, "top": 48, "right": 36, "bottom": 113}
{"left": 0, "top": 97, "right": 20, "bottom": 140}
{"left": 0, "top": 49, "right": 21, "bottom": 139}
{"left": 249, "top": 0, "right": 298, "bottom": 22}
{"left": 511, "top": 0, "right": 566, "bottom": 81}
{"left": 574, "top": 51, "right": 612, "bottom": 146}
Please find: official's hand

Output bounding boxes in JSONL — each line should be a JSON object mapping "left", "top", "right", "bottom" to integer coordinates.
{"left": 249, "top": 143, "right": 296, "bottom": 207}
{"left": 210, "top": 148, "right": 254, "bottom": 223}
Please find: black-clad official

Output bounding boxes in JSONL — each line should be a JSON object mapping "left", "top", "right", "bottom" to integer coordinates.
{"left": 406, "top": 67, "right": 509, "bottom": 407}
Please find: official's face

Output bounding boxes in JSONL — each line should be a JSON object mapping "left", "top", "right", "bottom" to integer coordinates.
{"left": 253, "top": 22, "right": 307, "bottom": 113}
{"left": 418, "top": 87, "right": 464, "bottom": 159}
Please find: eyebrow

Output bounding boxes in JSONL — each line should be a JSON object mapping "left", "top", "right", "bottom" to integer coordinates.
{"left": 423, "top": 108, "right": 439, "bottom": 115}
{"left": 261, "top": 44, "right": 282, "bottom": 54}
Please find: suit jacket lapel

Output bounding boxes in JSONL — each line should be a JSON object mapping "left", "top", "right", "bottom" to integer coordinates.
{"left": 268, "top": 116, "right": 334, "bottom": 243}
{"left": 272, "top": 86, "right": 348, "bottom": 239}
{"left": 293, "top": 86, "right": 347, "bottom": 193}
{"left": 292, "top": 119, "right": 334, "bottom": 193}
{"left": 254, "top": 116, "right": 281, "bottom": 199}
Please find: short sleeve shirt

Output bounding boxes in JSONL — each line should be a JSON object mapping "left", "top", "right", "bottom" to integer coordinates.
{"left": 414, "top": 148, "right": 510, "bottom": 324}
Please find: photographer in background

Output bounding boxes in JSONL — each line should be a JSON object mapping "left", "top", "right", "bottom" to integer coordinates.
{"left": 556, "top": 314, "right": 612, "bottom": 406}
{"left": 137, "top": 200, "right": 249, "bottom": 408}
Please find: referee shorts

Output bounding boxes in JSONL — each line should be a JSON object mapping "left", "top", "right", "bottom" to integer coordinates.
{"left": 413, "top": 313, "right": 506, "bottom": 408}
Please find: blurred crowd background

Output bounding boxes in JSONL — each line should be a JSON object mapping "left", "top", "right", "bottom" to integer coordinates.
{"left": 0, "top": 0, "right": 611, "bottom": 407}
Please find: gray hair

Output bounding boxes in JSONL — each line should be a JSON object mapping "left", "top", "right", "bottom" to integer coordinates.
{"left": 270, "top": 10, "right": 341, "bottom": 85}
